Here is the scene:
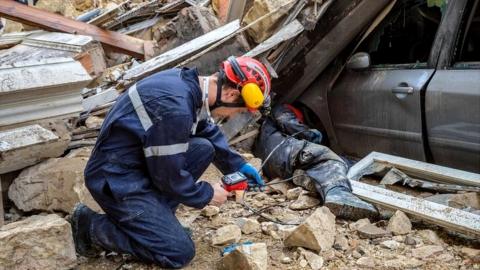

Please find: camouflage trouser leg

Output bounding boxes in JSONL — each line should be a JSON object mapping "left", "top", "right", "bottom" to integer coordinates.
{"left": 293, "top": 142, "right": 352, "bottom": 204}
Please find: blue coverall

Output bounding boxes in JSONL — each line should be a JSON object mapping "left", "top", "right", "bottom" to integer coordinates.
{"left": 84, "top": 68, "right": 246, "bottom": 268}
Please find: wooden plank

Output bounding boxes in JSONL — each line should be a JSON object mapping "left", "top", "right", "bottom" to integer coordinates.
{"left": 351, "top": 181, "right": 480, "bottom": 236}
{"left": 244, "top": 20, "right": 304, "bottom": 58}
{"left": 123, "top": 19, "right": 241, "bottom": 81}
{"left": 348, "top": 152, "right": 480, "bottom": 187}
{"left": 0, "top": 0, "right": 146, "bottom": 59}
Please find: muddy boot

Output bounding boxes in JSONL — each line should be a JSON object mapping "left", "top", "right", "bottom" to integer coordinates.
{"left": 69, "top": 203, "right": 100, "bottom": 257}
{"left": 324, "top": 187, "right": 379, "bottom": 221}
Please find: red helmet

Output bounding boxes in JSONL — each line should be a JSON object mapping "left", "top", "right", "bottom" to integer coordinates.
{"left": 221, "top": 56, "right": 272, "bottom": 109}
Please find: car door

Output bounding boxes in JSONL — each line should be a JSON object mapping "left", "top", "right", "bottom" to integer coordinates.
{"left": 328, "top": 0, "right": 444, "bottom": 161}
{"left": 425, "top": 0, "right": 480, "bottom": 173}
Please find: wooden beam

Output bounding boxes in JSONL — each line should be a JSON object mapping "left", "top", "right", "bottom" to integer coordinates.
{"left": 0, "top": 0, "right": 146, "bottom": 59}
{"left": 348, "top": 152, "right": 480, "bottom": 187}
{"left": 280, "top": 0, "right": 389, "bottom": 103}
{"left": 123, "top": 19, "right": 241, "bottom": 81}
{"left": 351, "top": 181, "right": 480, "bottom": 236}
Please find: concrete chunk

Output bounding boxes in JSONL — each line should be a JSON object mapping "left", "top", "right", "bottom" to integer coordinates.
{"left": 218, "top": 242, "right": 268, "bottom": 270}
{"left": 212, "top": 224, "right": 242, "bottom": 245}
{"left": 0, "top": 214, "right": 77, "bottom": 270}
{"left": 0, "top": 124, "right": 69, "bottom": 174}
{"left": 284, "top": 206, "right": 336, "bottom": 252}
{"left": 8, "top": 156, "right": 100, "bottom": 213}
{"left": 387, "top": 210, "right": 412, "bottom": 235}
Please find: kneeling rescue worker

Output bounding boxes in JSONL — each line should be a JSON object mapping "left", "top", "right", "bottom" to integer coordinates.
{"left": 71, "top": 56, "right": 270, "bottom": 268}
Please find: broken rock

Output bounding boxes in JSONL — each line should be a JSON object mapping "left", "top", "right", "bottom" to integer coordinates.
{"left": 411, "top": 245, "right": 444, "bottom": 259}
{"left": 380, "top": 240, "right": 401, "bottom": 250}
{"left": 387, "top": 210, "right": 412, "bottom": 235}
{"left": 333, "top": 235, "right": 349, "bottom": 251}
{"left": 85, "top": 116, "right": 104, "bottom": 129}
{"left": 299, "top": 248, "right": 324, "bottom": 270}
{"left": 460, "top": 247, "right": 480, "bottom": 263}
{"left": 8, "top": 156, "right": 101, "bottom": 213}
{"left": 289, "top": 193, "right": 320, "bottom": 210}
{"left": 383, "top": 256, "right": 424, "bottom": 269}
{"left": 356, "top": 256, "right": 376, "bottom": 268}
{"left": 357, "top": 224, "right": 389, "bottom": 239}
{"left": 0, "top": 214, "right": 76, "bottom": 270}
{"left": 202, "top": 205, "right": 220, "bottom": 217}
{"left": 286, "top": 187, "right": 303, "bottom": 200}
{"left": 236, "top": 218, "right": 261, "bottom": 235}
{"left": 416, "top": 229, "right": 444, "bottom": 245}
{"left": 349, "top": 218, "right": 371, "bottom": 231}
{"left": 212, "top": 224, "right": 242, "bottom": 245}
{"left": 284, "top": 206, "right": 336, "bottom": 252}
{"left": 218, "top": 242, "right": 268, "bottom": 270}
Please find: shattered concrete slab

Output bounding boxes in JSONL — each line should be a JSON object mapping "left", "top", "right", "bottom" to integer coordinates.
{"left": 0, "top": 57, "right": 92, "bottom": 129}
{"left": 0, "top": 214, "right": 77, "bottom": 270}
{"left": 8, "top": 156, "right": 101, "bottom": 213}
{"left": 0, "top": 124, "right": 70, "bottom": 174}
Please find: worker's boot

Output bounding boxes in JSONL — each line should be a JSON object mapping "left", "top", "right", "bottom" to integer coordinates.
{"left": 324, "top": 187, "right": 379, "bottom": 221}
{"left": 69, "top": 203, "right": 100, "bottom": 257}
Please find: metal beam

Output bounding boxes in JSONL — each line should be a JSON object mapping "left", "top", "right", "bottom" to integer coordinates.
{"left": 0, "top": 0, "right": 146, "bottom": 59}
{"left": 351, "top": 180, "right": 480, "bottom": 236}
{"left": 348, "top": 152, "right": 480, "bottom": 187}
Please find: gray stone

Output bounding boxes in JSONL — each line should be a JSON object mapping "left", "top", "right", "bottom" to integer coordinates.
{"left": 412, "top": 245, "right": 444, "bottom": 259}
{"left": 333, "top": 235, "right": 349, "bottom": 251}
{"left": 387, "top": 210, "right": 412, "bottom": 235}
{"left": 212, "top": 224, "right": 242, "bottom": 245}
{"left": 356, "top": 256, "right": 375, "bottom": 268}
{"left": 357, "top": 224, "right": 389, "bottom": 239}
{"left": 349, "top": 218, "right": 371, "bottom": 231}
{"left": 404, "top": 235, "right": 418, "bottom": 246}
{"left": 218, "top": 242, "right": 268, "bottom": 270}
{"left": 284, "top": 207, "right": 336, "bottom": 252}
{"left": 383, "top": 256, "right": 424, "bottom": 269}
{"left": 236, "top": 218, "right": 261, "bottom": 234}
{"left": 299, "top": 248, "right": 324, "bottom": 270}
{"left": 416, "top": 230, "right": 444, "bottom": 245}
{"left": 201, "top": 205, "right": 220, "bottom": 217}
{"left": 8, "top": 156, "right": 101, "bottom": 213}
{"left": 380, "top": 240, "right": 400, "bottom": 250}
{"left": 0, "top": 214, "right": 77, "bottom": 270}
{"left": 281, "top": 257, "right": 292, "bottom": 264}
{"left": 289, "top": 194, "right": 320, "bottom": 210}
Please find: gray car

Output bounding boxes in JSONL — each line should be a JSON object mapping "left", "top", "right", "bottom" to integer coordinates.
{"left": 298, "top": 0, "right": 480, "bottom": 173}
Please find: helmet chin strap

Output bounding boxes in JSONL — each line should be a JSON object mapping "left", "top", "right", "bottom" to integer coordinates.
{"left": 210, "top": 69, "right": 245, "bottom": 110}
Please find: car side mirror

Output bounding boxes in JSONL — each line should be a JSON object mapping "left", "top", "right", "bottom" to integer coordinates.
{"left": 347, "top": 52, "right": 371, "bottom": 70}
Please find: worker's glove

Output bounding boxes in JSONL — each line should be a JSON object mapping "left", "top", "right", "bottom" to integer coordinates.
{"left": 239, "top": 163, "right": 265, "bottom": 191}
{"left": 309, "top": 129, "right": 323, "bottom": 144}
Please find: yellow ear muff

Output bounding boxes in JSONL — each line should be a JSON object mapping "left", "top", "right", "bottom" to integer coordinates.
{"left": 241, "top": 83, "right": 264, "bottom": 109}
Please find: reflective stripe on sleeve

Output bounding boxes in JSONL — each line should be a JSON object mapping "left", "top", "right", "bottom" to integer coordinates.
{"left": 128, "top": 84, "right": 153, "bottom": 131}
{"left": 144, "top": 143, "right": 189, "bottom": 157}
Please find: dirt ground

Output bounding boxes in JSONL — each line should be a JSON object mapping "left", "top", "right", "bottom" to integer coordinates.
{"left": 74, "top": 165, "right": 480, "bottom": 270}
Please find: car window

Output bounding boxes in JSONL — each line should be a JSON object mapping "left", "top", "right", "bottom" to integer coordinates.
{"left": 454, "top": 0, "right": 480, "bottom": 68}
{"left": 357, "top": 0, "right": 443, "bottom": 68}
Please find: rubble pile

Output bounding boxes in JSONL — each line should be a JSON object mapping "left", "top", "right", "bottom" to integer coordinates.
{"left": 0, "top": 0, "right": 478, "bottom": 270}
